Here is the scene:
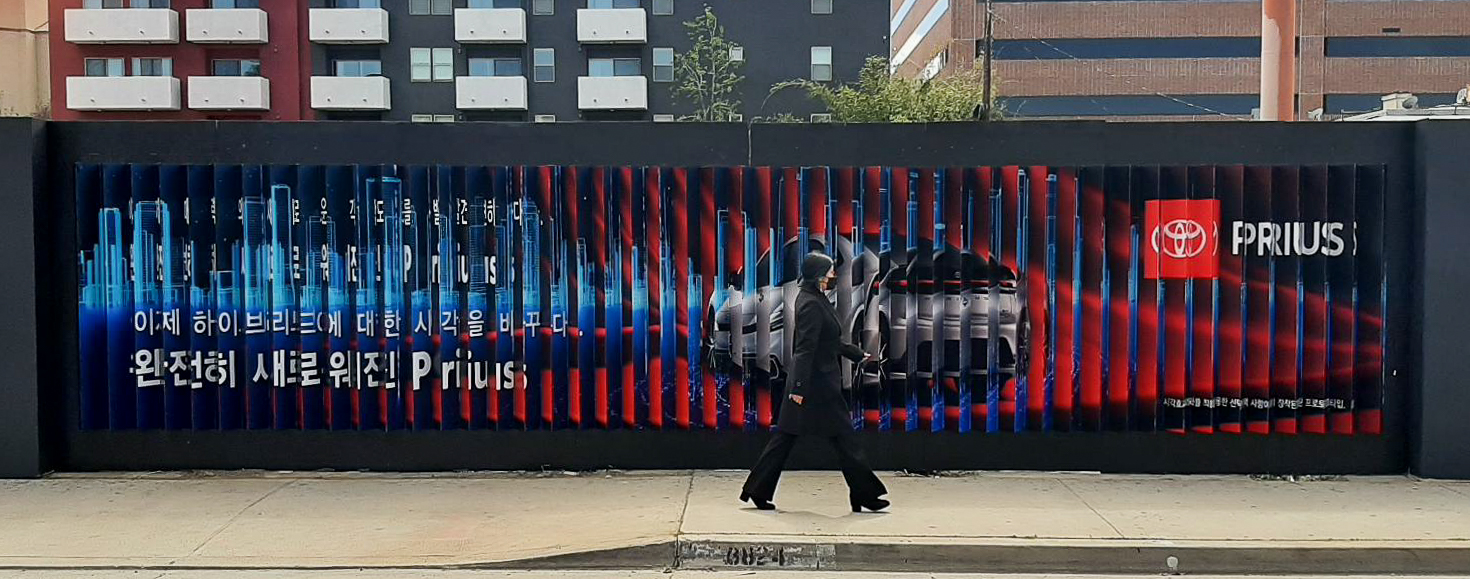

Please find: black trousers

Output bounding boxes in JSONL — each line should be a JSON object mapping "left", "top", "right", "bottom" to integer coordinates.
{"left": 742, "top": 430, "right": 887, "bottom": 503}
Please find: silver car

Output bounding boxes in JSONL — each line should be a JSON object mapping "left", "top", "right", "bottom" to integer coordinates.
{"left": 855, "top": 248, "right": 1030, "bottom": 389}
{"left": 705, "top": 236, "right": 880, "bottom": 382}
{"left": 707, "top": 237, "right": 1032, "bottom": 389}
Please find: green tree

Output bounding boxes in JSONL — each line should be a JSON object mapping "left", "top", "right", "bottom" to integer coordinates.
{"left": 769, "top": 55, "right": 999, "bottom": 122}
{"left": 673, "top": 6, "right": 744, "bottom": 122}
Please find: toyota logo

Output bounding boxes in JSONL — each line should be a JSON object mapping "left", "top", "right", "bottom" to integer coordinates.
{"left": 1151, "top": 219, "right": 1212, "bottom": 259}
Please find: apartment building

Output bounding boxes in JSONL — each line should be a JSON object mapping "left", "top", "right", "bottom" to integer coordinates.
{"left": 1, "top": 0, "right": 50, "bottom": 117}
{"left": 50, "top": 0, "right": 887, "bottom": 121}
{"left": 890, "top": 0, "right": 1470, "bottom": 120}
{"left": 50, "top": 0, "right": 305, "bottom": 120}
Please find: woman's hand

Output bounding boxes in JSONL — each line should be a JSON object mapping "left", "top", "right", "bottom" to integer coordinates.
{"left": 789, "top": 394, "right": 804, "bottom": 405}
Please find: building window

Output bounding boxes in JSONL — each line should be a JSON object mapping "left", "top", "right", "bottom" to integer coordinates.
{"left": 1325, "top": 36, "right": 1470, "bottom": 58}
{"left": 652, "top": 48, "right": 674, "bottom": 82}
{"left": 992, "top": 38, "right": 1259, "bottom": 60}
{"left": 534, "top": 114, "right": 556, "bottom": 122}
{"left": 997, "top": 95, "right": 1258, "bottom": 117}
{"left": 469, "top": 0, "right": 522, "bottom": 7}
{"left": 810, "top": 113, "right": 832, "bottom": 122}
{"left": 589, "top": 57, "right": 641, "bottom": 77}
{"left": 212, "top": 59, "right": 262, "bottom": 76}
{"left": 533, "top": 48, "right": 555, "bottom": 82}
{"left": 84, "top": 58, "right": 124, "bottom": 77}
{"left": 335, "top": 59, "right": 382, "bottom": 77}
{"left": 211, "top": 0, "right": 259, "bottom": 7}
{"left": 411, "top": 114, "right": 435, "bottom": 122}
{"left": 811, "top": 0, "right": 832, "bottom": 15}
{"left": 532, "top": 0, "right": 553, "bottom": 14}
{"left": 331, "top": 0, "right": 381, "bottom": 8}
{"left": 469, "top": 57, "right": 523, "bottom": 76}
{"left": 810, "top": 46, "right": 832, "bottom": 81}
{"left": 728, "top": 46, "right": 744, "bottom": 62}
{"left": 652, "top": 0, "right": 672, "bottom": 15}
{"left": 131, "top": 57, "right": 172, "bottom": 77}
{"left": 411, "top": 48, "right": 454, "bottom": 81}
{"left": 85, "top": 0, "right": 169, "bottom": 6}
{"left": 589, "top": 0, "right": 639, "bottom": 8}
{"left": 652, "top": 114, "right": 675, "bottom": 122}
{"left": 410, "top": 0, "right": 452, "bottom": 15}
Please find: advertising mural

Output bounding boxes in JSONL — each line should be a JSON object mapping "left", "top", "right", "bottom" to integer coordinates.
{"left": 76, "top": 164, "right": 1386, "bottom": 434}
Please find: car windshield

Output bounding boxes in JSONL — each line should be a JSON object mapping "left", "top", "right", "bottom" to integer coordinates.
{"left": 882, "top": 248, "right": 1015, "bottom": 293}
{"left": 734, "top": 237, "right": 838, "bottom": 288}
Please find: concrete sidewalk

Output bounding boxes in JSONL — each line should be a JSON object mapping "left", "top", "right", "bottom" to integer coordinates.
{"left": 2, "top": 471, "right": 1468, "bottom": 574}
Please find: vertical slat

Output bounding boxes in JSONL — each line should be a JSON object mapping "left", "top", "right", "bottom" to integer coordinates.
{"left": 266, "top": 167, "right": 297, "bottom": 430}
{"left": 1354, "top": 165, "right": 1386, "bottom": 434}
{"left": 1326, "top": 165, "right": 1357, "bottom": 434}
{"left": 322, "top": 166, "right": 354, "bottom": 430}
{"left": 1160, "top": 166, "right": 1189, "bottom": 433}
{"left": 1216, "top": 165, "right": 1246, "bottom": 433}
{"left": 1075, "top": 167, "right": 1104, "bottom": 432}
{"left": 1270, "top": 166, "right": 1301, "bottom": 434}
{"left": 1189, "top": 165, "right": 1219, "bottom": 434}
{"left": 298, "top": 165, "right": 328, "bottom": 430}
{"left": 78, "top": 165, "right": 108, "bottom": 430}
{"left": 1101, "top": 166, "right": 1130, "bottom": 431}
{"left": 380, "top": 175, "right": 406, "bottom": 430}
{"left": 132, "top": 164, "right": 165, "bottom": 430}
{"left": 1243, "top": 166, "right": 1274, "bottom": 433}
{"left": 1300, "top": 165, "right": 1331, "bottom": 434}
{"left": 185, "top": 165, "right": 219, "bottom": 430}
{"left": 159, "top": 165, "right": 191, "bottom": 431}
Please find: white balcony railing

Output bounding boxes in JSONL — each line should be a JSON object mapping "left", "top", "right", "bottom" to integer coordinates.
{"left": 65, "top": 8, "right": 178, "bottom": 44}
{"left": 67, "top": 76, "right": 181, "bottom": 111}
{"left": 456, "top": 76, "right": 528, "bottom": 110}
{"left": 454, "top": 8, "right": 526, "bottom": 43}
{"left": 309, "top": 8, "right": 389, "bottom": 44}
{"left": 188, "top": 76, "right": 270, "bottom": 110}
{"left": 185, "top": 8, "right": 268, "bottom": 43}
{"left": 577, "top": 76, "right": 648, "bottom": 110}
{"left": 576, "top": 8, "right": 646, "bottom": 44}
{"left": 311, "top": 76, "right": 391, "bottom": 110}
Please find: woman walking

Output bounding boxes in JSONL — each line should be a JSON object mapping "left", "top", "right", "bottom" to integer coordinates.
{"left": 739, "top": 252, "right": 890, "bottom": 513}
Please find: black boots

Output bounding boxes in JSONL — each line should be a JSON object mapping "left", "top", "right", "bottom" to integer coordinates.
{"left": 851, "top": 497, "right": 890, "bottom": 513}
{"left": 739, "top": 491, "right": 776, "bottom": 511}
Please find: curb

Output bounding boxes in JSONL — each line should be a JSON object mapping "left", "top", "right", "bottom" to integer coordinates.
{"left": 668, "top": 537, "right": 1470, "bottom": 575}
{"left": 6, "top": 538, "right": 1470, "bottom": 574}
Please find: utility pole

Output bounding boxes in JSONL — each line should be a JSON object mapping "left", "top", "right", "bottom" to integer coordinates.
{"left": 981, "top": 0, "right": 994, "bottom": 120}
{"left": 1259, "top": 0, "right": 1296, "bottom": 120}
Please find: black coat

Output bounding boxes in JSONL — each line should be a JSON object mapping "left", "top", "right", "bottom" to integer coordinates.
{"left": 777, "top": 284, "right": 867, "bottom": 436}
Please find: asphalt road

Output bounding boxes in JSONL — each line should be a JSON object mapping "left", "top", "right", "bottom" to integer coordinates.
{"left": 7, "top": 572, "right": 1470, "bottom": 579}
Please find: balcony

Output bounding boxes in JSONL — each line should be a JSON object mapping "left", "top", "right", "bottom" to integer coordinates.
{"left": 188, "top": 76, "right": 270, "bottom": 111}
{"left": 309, "top": 8, "right": 389, "bottom": 44}
{"left": 311, "top": 76, "right": 391, "bottom": 110}
{"left": 576, "top": 8, "right": 646, "bottom": 44}
{"left": 456, "top": 76, "right": 527, "bottom": 110}
{"left": 64, "top": 8, "right": 178, "bottom": 44}
{"left": 185, "top": 8, "right": 268, "bottom": 43}
{"left": 67, "top": 76, "right": 180, "bottom": 111}
{"left": 454, "top": 8, "right": 526, "bottom": 43}
{"left": 577, "top": 76, "right": 647, "bottom": 110}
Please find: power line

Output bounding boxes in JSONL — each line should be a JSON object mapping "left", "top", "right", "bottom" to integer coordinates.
{"left": 985, "top": 10, "right": 1238, "bottom": 118}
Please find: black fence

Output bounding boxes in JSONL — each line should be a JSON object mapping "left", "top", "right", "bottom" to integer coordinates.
{"left": 4, "top": 119, "right": 1459, "bottom": 477}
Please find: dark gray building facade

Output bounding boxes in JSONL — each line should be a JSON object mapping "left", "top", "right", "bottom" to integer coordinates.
{"left": 308, "top": 0, "right": 887, "bottom": 122}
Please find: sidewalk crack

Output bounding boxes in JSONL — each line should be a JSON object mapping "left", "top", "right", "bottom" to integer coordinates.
{"left": 1058, "top": 478, "right": 1125, "bottom": 539}
{"left": 186, "top": 479, "right": 297, "bottom": 557}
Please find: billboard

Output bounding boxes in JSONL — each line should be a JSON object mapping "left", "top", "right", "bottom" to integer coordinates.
{"left": 76, "top": 164, "right": 1386, "bottom": 434}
